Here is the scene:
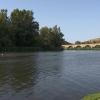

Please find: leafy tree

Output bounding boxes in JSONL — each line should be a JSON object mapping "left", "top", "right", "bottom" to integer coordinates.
{"left": 0, "top": 8, "right": 64, "bottom": 50}
{"left": 39, "top": 25, "right": 64, "bottom": 48}
{"left": 39, "top": 26, "right": 50, "bottom": 47}
{"left": 0, "top": 9, "right": 12, "bottom": 47}
{"left": 51, "top": 25, "right": 64, "bottom": 47}
{"left": 10, "top": 9, "right": 39, "bottom": 47}
{"left": 75, "top": 41, "right": 81, "bottom": 44}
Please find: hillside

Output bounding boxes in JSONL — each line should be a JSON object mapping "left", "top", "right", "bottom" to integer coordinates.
{"left": 80, "top": 38, "right": 100, "bottom": 44}
{"left": 87, "top": 38, "right": 100, "bottom": 43}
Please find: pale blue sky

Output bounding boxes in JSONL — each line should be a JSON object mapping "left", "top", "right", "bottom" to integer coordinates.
{"left": 1, "top": 0, "right": 100, "bottom": 43}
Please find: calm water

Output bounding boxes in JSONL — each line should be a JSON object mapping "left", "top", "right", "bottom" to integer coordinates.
{"left": 0, "top": 50, "right": 100, "bottom": 100}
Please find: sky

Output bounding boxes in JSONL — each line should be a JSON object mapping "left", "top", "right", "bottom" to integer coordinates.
{"left": 0, "top": 0, "right": 100, "bottom": 43}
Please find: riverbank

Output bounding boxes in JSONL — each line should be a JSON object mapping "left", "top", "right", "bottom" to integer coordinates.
{"left": 81, "top": 93, "right": 100, "bottom": 100}
{"left": 0, "top": 47, "right": 63, "bottom": 52}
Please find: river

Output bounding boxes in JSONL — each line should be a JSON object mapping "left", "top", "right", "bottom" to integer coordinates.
{"left": 0, "top": 50, "right": 100, "bottom": 100}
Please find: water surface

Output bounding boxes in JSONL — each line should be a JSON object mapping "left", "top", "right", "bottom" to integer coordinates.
{"left": 0, "top": 51, "right": 100, "bottom": 100}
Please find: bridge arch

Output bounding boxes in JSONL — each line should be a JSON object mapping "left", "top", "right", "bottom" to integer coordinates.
{"left": 75, "top": 45, "right": 83, "bottom": 50}
{"left": 94, "top": 45, "right": 100, "bottom": 48}
{"left": 93, "top": 45, "right": 100, "bottom": 50}
{"left": 84, "top": 45, "right": 92, "bottom": 50}
{"left": 62, "top": 44, "right": 100, "bottom": 50}
{"left": 67, "top": 46, "right": 74, "bottom": 50}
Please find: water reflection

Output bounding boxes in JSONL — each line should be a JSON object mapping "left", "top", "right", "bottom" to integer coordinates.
{"left": 34, "top": 52, "right": 63, "bottom": 81}
{"left": 1, "top": 51, "right": 100, "bottom": 100}
{"left": 0, "top": 53, "right": 37, "bottom": 96}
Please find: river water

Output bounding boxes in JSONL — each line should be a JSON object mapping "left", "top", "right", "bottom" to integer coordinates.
{"left": 0, "top": 50, "right": 100, "bottom": 100}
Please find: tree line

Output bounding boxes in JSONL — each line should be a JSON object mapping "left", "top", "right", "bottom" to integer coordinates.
{"left": 0, "top": 9, "right": 64, "bottom": 50}
{"left": 75, "top": 40, "right": 99, "bottom": 44}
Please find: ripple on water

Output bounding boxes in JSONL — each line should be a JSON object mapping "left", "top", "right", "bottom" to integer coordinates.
{"left": 0, "top": 51, "right": 100, "bottom": 100}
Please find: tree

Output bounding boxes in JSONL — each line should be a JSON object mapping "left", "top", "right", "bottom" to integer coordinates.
{"left": 0, "top": 9, "right": 12, "bottom": 47}
{"left": 75, "top": 41, "right": 81, "bottom": 44}
{"left": 51, "top": 25, "right": 64, "bottom": 47}
{"left": 39, "top": 25, "right": 64, "bottom": 48}
{"left": 0, "top": 8, "right": 64, "bottom": 49}
{"left": 39, "top": 26, "right": 50, "bottom": 47}
{"left": 10, "top": 9, "right": 39, "bottom": 47}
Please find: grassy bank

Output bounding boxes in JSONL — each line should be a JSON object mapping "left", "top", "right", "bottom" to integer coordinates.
{"left": 0, "top": 47, "right": 63, "bottom": 52}
{"left": 81, "top": 93, "right": 100, "bottom": 100}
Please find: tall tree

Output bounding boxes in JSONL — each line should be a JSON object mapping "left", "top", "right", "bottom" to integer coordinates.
{"left": 10, "top": 9, "right": 39, "bottom": 47}
{"left": 0, "top": 9, "right": 12, "bottom": 47}
{"left": 39, "top": 25, "right": 64, "bottom": 47}
{"left": 39, "top": 26, "right": 50, "bottom": 47}
{"left": 51, "top": 25, "right": 64, "bottom": 47}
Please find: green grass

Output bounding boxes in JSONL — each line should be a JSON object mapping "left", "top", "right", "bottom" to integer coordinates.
{"left": 93, "top": 48, "right": 100, "bottom": 50}
{"left": 80, "top": 93, "right": 100, "bottom": 100}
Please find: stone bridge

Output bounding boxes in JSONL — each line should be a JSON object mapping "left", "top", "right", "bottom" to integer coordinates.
{"left": 62, "top": 44, "right": 100, "bottom": 49}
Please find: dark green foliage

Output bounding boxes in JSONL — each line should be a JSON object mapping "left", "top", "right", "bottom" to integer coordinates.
{"left": 0, "top": 9, "right": 64, "bottom": 51}
{"left": 39, "top": 25, "right": 64, "bottom": 48}
{"left": 0, "top": 47, "right": 63, "bottom": 52}
{"left": 75, "top": 41, "right": 81, "bottom": 44}
{"left": 10, "top": 9, "right": 39, "bottom": 47}
{"left": 0, "top": 47, "right": 43, "bottom": 52}
{"left": 0, "top": 9, "right": 12, "bottom": 47}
